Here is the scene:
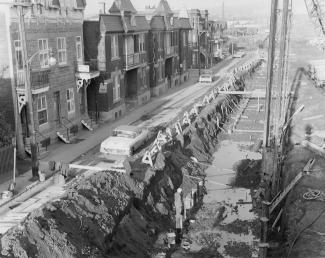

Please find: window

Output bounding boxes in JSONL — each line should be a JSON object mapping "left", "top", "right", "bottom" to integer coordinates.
{"left": 37, "top": 94, "right": 48, "bottom": 125}
{"left": 139, "top": 34, "right": 145, "bottom": 52}
{"left": 57, "top": 37, "right": 67, "bottom": 65}
{"left": 134, "top": 35, "right": 139, "bottom": 53}
{"left": 142, "top": 67, "right": 146, "bottom": 86}
{"left": 66, "top": 88, "right": 75, "bottom": 114}
{"left": 183, "top": 32, "right": 187, "bottom": 47}
{"left": 192, "top": 53, "right": 197, "bottom": 66}
{"left": 157, "top": 32, "right": 162, "bottom": 49}
{"left": 76, "top": 36, "right": 82, "bottom": 62}
{"left": 38, "top": 39, "right": 49, "bottom": 68}
{"left": 111, "top": 35, "right": 119, "bottom": 59}
{"left": 113, "top": 75, "right": 120, "bottom": 103}
{"left": 14, "top": 40, "right": 23, "bottom": 70}
{"left": 158, "top": 63, "right": 163, "bottom": 80}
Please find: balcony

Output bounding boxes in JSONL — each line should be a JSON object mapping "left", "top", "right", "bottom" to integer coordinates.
{"left": 31, "top": 69, "right": 50, "bottom": 88}
{"left": 124, "top": 52, "right": 147, "bottom": 71}
{"left": 15, "top": 70, "right": 25, "bottom": 90}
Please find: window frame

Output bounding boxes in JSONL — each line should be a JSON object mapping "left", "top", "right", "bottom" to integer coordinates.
{"left": 66, "top": 88, "right": 75, "bottom": 114}
{"left": 111, "top": 35, "right": 119, "bottom": 60}
{"left": 112, "top": 75, "right": 121, "bottom": 103}
{"left": 38, "top": 38, "right": 49, "bottom": 68}
{"left": 57, "top": 37, "right": 67, "bottom": 65}
{"left": 76, "top": 36, "right": 83, "bottom": 62}
{"left": 139, "top": 34, "right": 145, "bottom": 52}
{"left": 14, "top": 40, "right": 23, "bottom": 71}
{"left": 37, "top": 93, "right": 48, "bottom": 126}
{"left": 183, "top": 31, "right": 187, "bottom": 47}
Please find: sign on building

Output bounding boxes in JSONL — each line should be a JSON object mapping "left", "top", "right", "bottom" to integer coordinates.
{"left": 98, "top": 82, "right": 107, "bottom": 94}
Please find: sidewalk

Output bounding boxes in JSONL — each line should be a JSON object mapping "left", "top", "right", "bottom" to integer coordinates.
{"left": 0, "top": 70, "right": 203, "bottom": 195}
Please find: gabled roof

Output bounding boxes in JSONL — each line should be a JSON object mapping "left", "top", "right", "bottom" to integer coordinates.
{"left": 124, "top": 16, "right": 150, "bottom": 32}
{"left": 150, "top": 15, "right": 188, "bottom": 31}
{"left": 100, "top": 15, "right": 124, "bottom": 33}
{"left": 109, "top": 0, "right": 137, "bottom": 14}
{"left": 100, "top": 14, "right": 149, "bottom": 33}
{"left": 154, "top": 0, "right": 173, "bottom": 16}
{"left": 150, "top": 16, "right": 165, "bottom": 30}
{"left": 175, "top": 18, "right": 191, "bottom": 29}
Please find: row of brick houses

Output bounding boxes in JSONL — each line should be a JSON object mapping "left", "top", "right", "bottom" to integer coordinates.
{"left": 0, "top": 0, "right": 216, "bottom": 157}
{"left": 82, "top": 0, "right": 193, "bottom": 121}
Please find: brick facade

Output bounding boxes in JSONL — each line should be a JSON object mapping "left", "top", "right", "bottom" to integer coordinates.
{"left": 2, "top": 1, "right": 87, "bottom": 151}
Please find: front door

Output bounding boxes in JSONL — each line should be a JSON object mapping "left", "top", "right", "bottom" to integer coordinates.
{"left": 53, "top": 91, "right": 61, "bottom": 125}
{"left": 80, "top": 86, "right": 86, "bottom": 115}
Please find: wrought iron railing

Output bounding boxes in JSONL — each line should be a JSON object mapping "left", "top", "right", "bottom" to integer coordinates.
{"left": 30, "top": 69, "right": 50, "bottom": 87}
{"left": 124, "top": 53, "right": 140, "bottom": 69}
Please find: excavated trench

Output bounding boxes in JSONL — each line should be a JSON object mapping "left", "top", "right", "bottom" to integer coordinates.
{"left": 0, "top": 62, "right": 263, "bottom": 258}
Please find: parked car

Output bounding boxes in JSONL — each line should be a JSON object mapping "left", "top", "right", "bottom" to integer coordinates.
{"left": 233, "top": 51, "right": 246, "bottom": 58}
{"left": 100, "top": 125, "right": 150, "bottom": 156}
{"left": 199, "top": 72, "right": 214, "bottom": 83}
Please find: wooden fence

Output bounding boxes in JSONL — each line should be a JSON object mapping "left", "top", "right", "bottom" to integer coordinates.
{"left": 0, "top": 145, "right": 14, "bottom": 176}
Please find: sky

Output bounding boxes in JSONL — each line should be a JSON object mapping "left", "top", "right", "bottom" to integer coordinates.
{"left": 84, "top": 0, "right": 309, "bottom": 18}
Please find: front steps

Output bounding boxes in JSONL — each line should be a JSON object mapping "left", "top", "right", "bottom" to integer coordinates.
{"left": 24, "top": 137, "right": 49, "bottom": 159}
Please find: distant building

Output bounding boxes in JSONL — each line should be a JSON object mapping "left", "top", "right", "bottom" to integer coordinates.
{"left": 0, "top": 0, "right": 88, "bottom": 155}
{"left": 148, "top": 0, "right": 192, "bottom": 97}
{"left": 188, "top": 9, "right": 212, "bottom": 69}
{"left": 210, "top": 20, "right": 228, "bottom": 60}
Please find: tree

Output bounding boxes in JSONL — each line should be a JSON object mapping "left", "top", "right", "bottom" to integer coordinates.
{"left": 0, "top": 111, "right": 13, "bottom": 148}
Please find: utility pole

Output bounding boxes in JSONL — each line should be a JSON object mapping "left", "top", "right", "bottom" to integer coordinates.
{"left": 277, "top": 0, "right": 290, "bottom": 133}
{"left": 263, "top": 0, "right": 279, "bottom": 148}
{"left": 197, "top": 17, "right": 201, "bottom": 76}
{"left": 18, "top": 5, "right": 39, "bottom": 179}
{"left": 3, "top": 4, "right": 25, "bottom": 158}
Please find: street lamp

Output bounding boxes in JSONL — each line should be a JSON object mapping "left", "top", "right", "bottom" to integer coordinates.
{"left": 18, "top": 6, "right": 56, "bottom": 179}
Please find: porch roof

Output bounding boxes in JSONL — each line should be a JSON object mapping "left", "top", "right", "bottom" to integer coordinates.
{"left": 75, "top": 71, "right": 100, "bottom": 81}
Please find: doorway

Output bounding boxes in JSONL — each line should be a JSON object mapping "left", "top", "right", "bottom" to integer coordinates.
{"left": 53, "top": 91, "right": 61, "bottom": 126}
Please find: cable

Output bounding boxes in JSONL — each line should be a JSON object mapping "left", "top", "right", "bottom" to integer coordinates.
{"left": 287, "top": 205, "right": 325, "bottom": 258}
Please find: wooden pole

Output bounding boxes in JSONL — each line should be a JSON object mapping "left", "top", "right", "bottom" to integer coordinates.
{"left": 263, "top": 0, "right": 279, "bottom": 148}
{"left": 18, "top": 6, "right": 39, "bottom": 179}
{"left": 3, "top": 4, "right": 25, "bottom": 158}
{"left": 13, "top": 146, "right": 16, "bottom": 184}
{"left": 276, "top": 0, "right": 290, "bottom": 139}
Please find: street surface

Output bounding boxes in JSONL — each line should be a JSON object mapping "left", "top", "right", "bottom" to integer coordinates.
{"left": 0, "top": 54, "right": 255, "bottom": 235}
